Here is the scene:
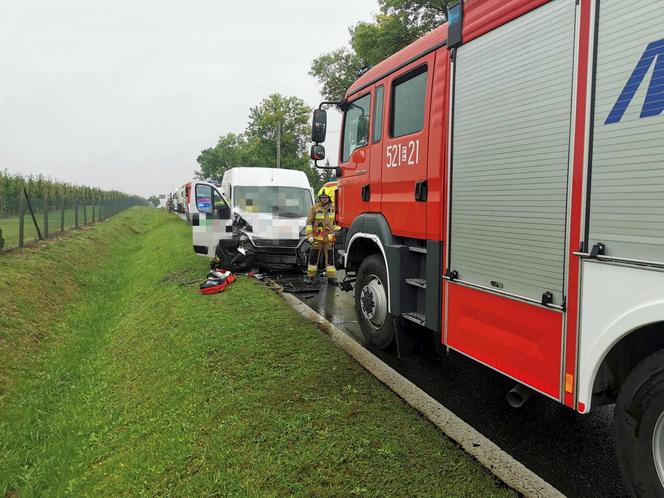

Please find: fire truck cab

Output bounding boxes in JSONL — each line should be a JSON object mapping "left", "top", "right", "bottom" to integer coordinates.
{"left": 312, "top": 0, "right": 664, "bottom": 494}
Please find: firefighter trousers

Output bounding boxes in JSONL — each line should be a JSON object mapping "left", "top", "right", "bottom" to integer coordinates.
{"left": 307, "top": 240, "right": 336, "bottom": 280}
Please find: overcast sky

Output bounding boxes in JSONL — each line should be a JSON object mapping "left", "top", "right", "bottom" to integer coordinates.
{"left": 0, "top": 0, "right": 376, "bottom": 197}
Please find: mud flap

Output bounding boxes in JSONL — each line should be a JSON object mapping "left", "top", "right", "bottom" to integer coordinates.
{"left": 393, "top": 316, "right": 436, "bottom": 359}
{"left": 393, "top": 317, "right": 415, "bottom": 359}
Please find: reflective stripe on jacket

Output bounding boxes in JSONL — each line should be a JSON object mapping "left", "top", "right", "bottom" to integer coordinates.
{"left": 306, "top": 202, "right": 338, "bottom": 239}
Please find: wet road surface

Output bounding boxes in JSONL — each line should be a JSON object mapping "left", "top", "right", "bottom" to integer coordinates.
{"left": 272, "top": 272, "right": 627, "bottom": 498}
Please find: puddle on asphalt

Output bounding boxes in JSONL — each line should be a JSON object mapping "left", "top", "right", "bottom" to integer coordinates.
{"left": 271, "top": 271, "right": 365, "bottom": 344}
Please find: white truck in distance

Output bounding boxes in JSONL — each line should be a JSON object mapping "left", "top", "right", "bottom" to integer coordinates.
{"left": 192, "top": 167, "right": 314, "bottom": 271}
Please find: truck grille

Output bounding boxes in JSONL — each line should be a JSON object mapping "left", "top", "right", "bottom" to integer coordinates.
{"left": 251, "top": 238, "right": 300, "bottom": 248}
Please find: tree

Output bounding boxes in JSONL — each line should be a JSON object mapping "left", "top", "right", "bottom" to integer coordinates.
{"left": 244, "top": 94, "right": 322, "bottom": 188}
{"left": 309, "top": 48, "right": 364, "bottom": 104}
{"left": 196, "top": 132, "right": 248, "bottom": 181}
{"left": 310, "top": 0, "right": 450, "bottom": 101}
{"left": 351, "top": 14, "right": 415, "bottom": 67}
{"left": 148, "top": 195, "right": 160, "bottom": 207}
{"left": 379, "top": 0, "right": 448, "bottom": 34}
{"left": 195, "top": 94, "right": 325, "bottom": 189}
{"left": 245, "top": 94, "right": 312, "bottom": 167}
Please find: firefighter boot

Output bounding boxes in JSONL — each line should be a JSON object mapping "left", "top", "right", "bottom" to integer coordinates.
{"left": 306, "top": 243, "right": 321, "bottom": 283}
{"left": 323, "top": 241, "right": 337, "bottom": 285}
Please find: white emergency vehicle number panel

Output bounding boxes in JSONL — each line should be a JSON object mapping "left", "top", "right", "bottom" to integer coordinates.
{"left": 386, "top": 140, "right": 420, "bottom": 168}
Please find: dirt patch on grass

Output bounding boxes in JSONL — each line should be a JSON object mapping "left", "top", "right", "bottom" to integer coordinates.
{"left": 160, "top": 269, "right": 201, "bottom": 287}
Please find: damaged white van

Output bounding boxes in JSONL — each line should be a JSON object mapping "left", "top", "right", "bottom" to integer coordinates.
{"left": 192, "top": 168, "right": 314, "bottom": 271}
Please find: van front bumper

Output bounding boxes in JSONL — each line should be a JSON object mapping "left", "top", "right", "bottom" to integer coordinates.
{"left": 217, "top": 237, "right": 308, "bottom": 272}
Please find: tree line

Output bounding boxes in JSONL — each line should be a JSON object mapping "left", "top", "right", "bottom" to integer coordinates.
{"left": 0, "top": 170, "right": 143, "bottom": 217}
{"left": 196, "top": 94, "right": 334, "bottom": 190}
{"left": 310, "top": 0, "right": 449, "bottom": 101}
{"left": 197, "top": 1, "right": 448, "bottom": 189}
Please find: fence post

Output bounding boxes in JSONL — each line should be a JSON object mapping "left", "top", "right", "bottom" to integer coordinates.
{"left": 24, "top": 186, "right": 42, "bottom": 241}
{"left": 83, "top": 199, "right": 88, "bottom": 225}
{"left": 18, "top": 181, "right": 25, "bottom": 249}
{"left": 92, "top": 195, "right": 96, "bottom": 223}
{"left": 60, "top": 196, "right": 65, "bottom": 232}
{"left": 43, "top": 188, "right": 49, "bottom": 239}
{"left": 75, "top": 199, "right": 79, "bottom": 228}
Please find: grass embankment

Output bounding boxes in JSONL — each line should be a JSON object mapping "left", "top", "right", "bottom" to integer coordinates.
{"left": 0, "top": 206, "right": 98, "bottom": 250}
{"left": 0, "top": 208, "right": 514, "bottom": 497}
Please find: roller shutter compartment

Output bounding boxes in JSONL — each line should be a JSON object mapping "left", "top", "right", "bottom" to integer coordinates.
{"left": 449, "top": 0, "right": 577, "bottom": 305}
{"left": 588, "top": 0, "right": 664, "bottom": 263}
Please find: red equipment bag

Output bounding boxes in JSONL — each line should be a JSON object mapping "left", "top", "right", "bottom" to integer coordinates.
{"left": 200, "top": 278, "right": 228, "bottom": 295}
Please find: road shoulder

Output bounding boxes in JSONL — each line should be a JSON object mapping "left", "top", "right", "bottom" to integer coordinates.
{"left": 273, "top": 283, "right": 565, "bottom": 498}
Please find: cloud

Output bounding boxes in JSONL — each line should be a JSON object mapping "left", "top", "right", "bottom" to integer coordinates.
{"left": 0, "top": 0, "right": 375, "bottom": 196}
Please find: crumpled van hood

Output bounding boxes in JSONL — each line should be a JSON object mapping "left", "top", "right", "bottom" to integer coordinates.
{"left": 236, "top": 209, "right": 307, "bottom": 241}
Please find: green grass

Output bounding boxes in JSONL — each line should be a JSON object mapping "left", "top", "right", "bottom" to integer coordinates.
{"left": 0, "top": 208, "right": 514, "bottom": 497}
{"left": 0, "top": 205, "right": 104, "bottom": 250}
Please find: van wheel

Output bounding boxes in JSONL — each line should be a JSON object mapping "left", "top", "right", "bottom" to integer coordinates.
{"left": 615, "top": 349, "right": 664, "bottom": 497}
{"left": 355, "top": 254, "right": 395, "bottom": 350}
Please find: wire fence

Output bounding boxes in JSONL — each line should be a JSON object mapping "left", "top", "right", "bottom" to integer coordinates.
{"left": 0, "top": 180, "right": 144, "bottom": 253}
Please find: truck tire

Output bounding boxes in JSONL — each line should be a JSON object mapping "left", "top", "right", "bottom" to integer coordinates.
{"left": 355, "top": 254, "right": 395, "bottom": 350}
{"left": 615, "top": 349, "right": 664, "bottom": 497}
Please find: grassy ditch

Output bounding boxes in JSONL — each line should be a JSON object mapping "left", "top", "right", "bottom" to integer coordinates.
{"left": 0, "top": 208, "right": 514, "bottom": 497}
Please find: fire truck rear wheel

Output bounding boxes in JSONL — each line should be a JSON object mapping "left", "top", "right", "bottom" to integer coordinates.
{"left": 355, "top": 254, "right": 394, "bottom": 350}
{"left": 615, "top": 349, "right": 664, "bottom": 497}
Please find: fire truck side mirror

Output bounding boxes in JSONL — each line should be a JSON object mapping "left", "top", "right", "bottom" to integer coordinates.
{"left": 310, "top": 144, "right": 326, "bottom": 161}
{"left": 312, "top": 109, "right": 327, "bottom": 143}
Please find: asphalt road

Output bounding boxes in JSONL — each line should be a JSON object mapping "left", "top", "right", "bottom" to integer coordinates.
{"left": 272, "top": 272, "right": 627, "bottom": 498}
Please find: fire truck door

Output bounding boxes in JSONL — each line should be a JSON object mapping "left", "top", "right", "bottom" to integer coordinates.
{"left": 337, "top": 92, "right": 372, "bottom": 227}
{"left": 367, "top": 84, "right": 385, "bottom": 212}
{"left": 381, "top": 53, "right": 434, "bottom": 239}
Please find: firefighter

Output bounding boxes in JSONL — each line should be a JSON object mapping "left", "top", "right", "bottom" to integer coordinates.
{"left": 305, "top": 191, "right": 340, "bottom": 284}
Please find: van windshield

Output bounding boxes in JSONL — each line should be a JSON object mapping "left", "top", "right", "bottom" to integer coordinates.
{"left": 233, "top": 186, "right": 312, "bottom": 218}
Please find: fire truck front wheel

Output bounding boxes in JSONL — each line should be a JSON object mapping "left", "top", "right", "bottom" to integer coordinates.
{"left": 355, "top": 254, "right": 395, "bottom": 350}
{"left": 615, "top": 349, "right": 664, "bottom": 497}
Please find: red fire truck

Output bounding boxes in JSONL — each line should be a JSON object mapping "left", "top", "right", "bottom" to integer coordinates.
{"left": 311, "top": 0, "right": 664, "bottom": 494}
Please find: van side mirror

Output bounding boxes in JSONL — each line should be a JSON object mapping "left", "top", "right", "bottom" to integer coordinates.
{"left": 312, "top": 109, "right": 327, "bottom": 143}
{"left": 217, "top": 205, "right": 231, "bottom": 220}
{"left": 310, "top": 144, "right": 326, "bottom": 161}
